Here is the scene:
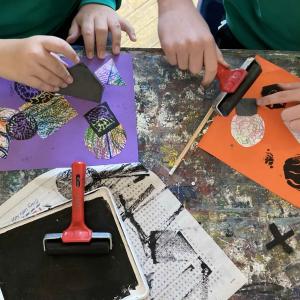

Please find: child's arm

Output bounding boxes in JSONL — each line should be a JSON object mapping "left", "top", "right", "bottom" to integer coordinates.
{"left": 67, "top": 2, "right": 136, "bottom": 59}
{"left": 257, "top": 83, "right": 300, "bottom": 132}
{"left": 157, "top": 0, "right": 228, "bottom": 86}
{"left": 0, "top": 36, "right": 79, "bottom": 92}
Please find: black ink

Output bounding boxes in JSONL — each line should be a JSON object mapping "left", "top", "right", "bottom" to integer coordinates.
{"left": 133, "top": 174, "right": 149, "bottom": 183}
{"left": 148, "top": 231, "right": 159, "bottom": 263}
{"left": 283, "top": 155, "right": 300, "bottom": 190}
{"left": 199, "top": 258, "right": 212, "bottom": 277}
{"left": 128, "top": 184, "right": 155, "bottom": 212}
{"left": 119, "top": 194, "right": 148, "bottom": 245}
{"left": 266, "top": 223, "right": 294, "bottom": 254}
{"left": 265, "top": 150, "right": 274, "bottom": 168}
{"left": 56, "top": 168, "right": 100, "bottom": 199}
{"left": 165, "top": 204, "right": 184, "bottom": 227}
{"left": 225, "top": 228, "right": 234, "bottom": 237}
{"left": 0, "top": 198, "right": 138, "bottom": 299}
{"left": 149, "top": 231, "right": 196, "bottom": 264}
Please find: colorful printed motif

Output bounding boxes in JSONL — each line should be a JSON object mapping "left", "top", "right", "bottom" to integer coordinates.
{"left": 231, "top": 114, "right": 265, "bottom": 147}
{"left": 94, "top": 59, "right": 126, "bottom": 86}
{"left": 84, "top": 102, "right": 119, "bottom": 137}
{"left": 14, "top": 82, "right": 42, "bottom": 101}
{"left": 1, "top": 57, "right": 128, "bottom": 162}
{"left": 84, "top": 124, "right": 126, "bottom": 159}
{"left": 20, "top": 96, "right": 77, "bottom": 138}
{"left": 6, "top": 112, "right": 38, "bottom": 140}
{"left": 0, "top": 122, "right": 10, "bottom": 158}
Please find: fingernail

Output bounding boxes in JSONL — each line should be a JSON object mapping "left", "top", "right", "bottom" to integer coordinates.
{"left": 256, "top": 99, "right": 263, "bottom": 106}
{"left": 54, "top": 87, "right": 60, "bottom": 92}
{"left": 66, "top": 76, "right": 73, "bottom": 84}
{"left": 87, "top": 52, "right": 93, "bottom": 59}
{"left": 98, "top": 51, "right": 105, "bottom": 59}
{"left": 61, "top": 83, "right": 68, "bottom": 88}
{"left": 114, "top": 46, "right": 120, "bottom": 54}
{"left": 75, "top": 55, "right": 80, "bottom": 63}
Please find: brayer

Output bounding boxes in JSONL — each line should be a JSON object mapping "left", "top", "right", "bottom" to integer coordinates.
{"left": 169, "top": 57, "right": 262, "bottom": 175}
{"left": 43, "top": 161, "right": 112, "bottom": 255}
{"left": 214, "top": 57, "right": 262, "bottom": 116}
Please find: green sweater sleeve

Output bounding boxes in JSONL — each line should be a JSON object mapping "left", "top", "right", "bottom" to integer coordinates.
{"left": 80, "top": 0, "right": 122, "bottom": 10}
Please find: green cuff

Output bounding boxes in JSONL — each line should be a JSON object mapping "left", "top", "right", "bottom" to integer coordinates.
{"left": 80, "top": 0, "right": 121, "bottom": 10}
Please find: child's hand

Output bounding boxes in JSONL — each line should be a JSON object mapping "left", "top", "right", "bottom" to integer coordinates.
{"left": 67, "top": 4, "right": 136, "bottom": 59}
{"left": 257, "top": 82, "right": 300, "bottom": 132}
{"left": 0, "top": 36, "right": 79, "bottom": 92}
{"left": 157, "top": 0, "right": 228, "bottom": 86}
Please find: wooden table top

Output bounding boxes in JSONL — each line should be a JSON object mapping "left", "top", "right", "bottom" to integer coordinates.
{"left": 1, "top": 48, "right": 300, "bottom": 299}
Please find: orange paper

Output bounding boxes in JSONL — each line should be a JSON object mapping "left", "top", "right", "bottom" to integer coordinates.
{"left": 199, "top": 55, "right": 300, "bottom": 208}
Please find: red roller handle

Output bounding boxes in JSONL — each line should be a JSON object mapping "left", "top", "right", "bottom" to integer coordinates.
{"left": 217, "top": 63, "right": 248, "bottom": 93}
{"left": 62, "top": 161, "right": 92, "bottom": 243}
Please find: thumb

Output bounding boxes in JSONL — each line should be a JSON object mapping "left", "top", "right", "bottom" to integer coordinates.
{"left": 216, "top": 46, "right": 229, "bottom": 68}
{"left": 119, "top": 17, "right": 136, "bottom": 42}
{"left": 43, "top": 36, "right": 79, "bottom": 64}
{"left": 66, "top": 21, "right": 81, "bottom": 44}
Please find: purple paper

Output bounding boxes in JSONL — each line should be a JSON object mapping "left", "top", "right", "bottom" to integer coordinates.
{"left": 0, "top": 53, "right": 138, "bottom": 171}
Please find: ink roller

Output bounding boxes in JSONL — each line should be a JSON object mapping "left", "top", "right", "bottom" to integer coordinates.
{"left": 43, "top": 161, "right": 112, "bottom": 255}
{"left": 169, "top": 57, "right": 262, "bottom": 175}
{"left": 214, "top": 57, "right": 262, "bottom": 116}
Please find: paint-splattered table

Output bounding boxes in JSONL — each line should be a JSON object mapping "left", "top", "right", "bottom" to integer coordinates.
{"left": 1, "top": 49, "right": 300, "bottom": 299}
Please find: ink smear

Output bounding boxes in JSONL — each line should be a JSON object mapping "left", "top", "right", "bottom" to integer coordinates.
{"left": 265, "top": 149, "right": 274, "bottom": 168}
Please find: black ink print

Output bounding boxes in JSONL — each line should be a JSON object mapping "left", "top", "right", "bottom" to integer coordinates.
{"left": 283, "top": 155, "right": 300, "bottom": 190}
{"left": 265, "top": 149, "right": 274, "bottom": 168}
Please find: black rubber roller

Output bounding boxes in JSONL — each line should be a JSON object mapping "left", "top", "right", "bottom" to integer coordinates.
{"left": 44, "top": 237, "right": 111, "bottom": 255}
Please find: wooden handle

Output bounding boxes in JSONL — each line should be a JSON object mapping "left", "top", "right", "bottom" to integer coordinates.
{"left": 169, "top": 106, "right": 214, "bottom": 175}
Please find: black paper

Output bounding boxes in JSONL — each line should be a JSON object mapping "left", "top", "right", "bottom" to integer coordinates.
{"left": 0, "top": 198, "right": 138, "bottom": 300}
{"left": 60, "top": 63, "right": 104, "bottom": 103}
{"left": 236, "top": 98, "right": 257, "bottom": 116}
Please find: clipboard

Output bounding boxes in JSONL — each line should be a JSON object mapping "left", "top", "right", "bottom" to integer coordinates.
{"left": 0, "top": 188, "right": 149, "bottom": 300}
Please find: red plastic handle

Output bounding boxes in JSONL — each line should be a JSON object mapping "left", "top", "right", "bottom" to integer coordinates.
{"left": 217, "top": 64, "right": 248, "bottom": 93}
{"left": 62, "top": 161, "right": 92, "bottom": 243}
